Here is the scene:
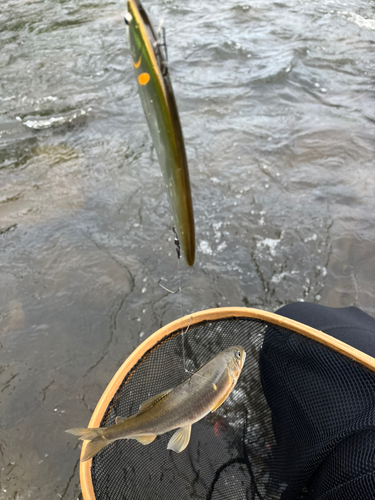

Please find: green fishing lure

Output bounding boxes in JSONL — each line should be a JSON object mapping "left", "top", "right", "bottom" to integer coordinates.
{"left": 125, "top": 0, "right": 195, "bottom": 266}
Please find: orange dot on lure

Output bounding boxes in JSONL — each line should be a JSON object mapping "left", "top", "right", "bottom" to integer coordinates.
{"left": 138, "top": 72, "right": 150, "bottom": 85}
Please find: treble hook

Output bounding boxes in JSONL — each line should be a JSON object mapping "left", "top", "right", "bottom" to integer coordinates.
{"left": 173, "top": 226, "right": 181, "bottom": 260}
{"left": 155, "top": 25, "right": 168, "bottom": 76}
{"left": 158, "top": 278, "right": 180, "bottom": 294}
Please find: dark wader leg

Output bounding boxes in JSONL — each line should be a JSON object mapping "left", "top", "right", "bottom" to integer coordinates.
{"left": 260, "top": 303, "right": 375, "bottom": 500}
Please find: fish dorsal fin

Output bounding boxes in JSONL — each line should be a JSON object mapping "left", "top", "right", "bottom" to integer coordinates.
{"left": 138, "top": 388, "right": 172, "bottom": 414}
{"left": 115, "top": 416, "right": 126, "bottom": 425}
{"left": 133, "top": 434, "right": 157, "bottom": 445}
{"left": 211, "top": 381, "right": 234, "bottom": 413}
{"left": 167, "top": 425, "right": 192, "bottom": 453}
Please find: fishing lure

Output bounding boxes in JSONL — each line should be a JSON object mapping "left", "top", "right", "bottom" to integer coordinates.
{"left": 125, "top": 0, "right": 195, "bottom": 266}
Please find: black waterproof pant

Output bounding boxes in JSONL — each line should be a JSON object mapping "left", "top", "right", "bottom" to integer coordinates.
{"left": 259, "top": 303, "right": 375, "bottom": 500}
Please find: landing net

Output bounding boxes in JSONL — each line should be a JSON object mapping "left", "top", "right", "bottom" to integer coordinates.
{"left": 79, "top": 307, "right": 375, "bottom": 500}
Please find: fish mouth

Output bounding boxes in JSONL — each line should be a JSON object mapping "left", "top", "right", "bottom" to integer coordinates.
{"left": 240, "top": 349, "right": 246, "bottom": 369}
{"left": 232, "top": 345, "right": 246, "bottom": 369}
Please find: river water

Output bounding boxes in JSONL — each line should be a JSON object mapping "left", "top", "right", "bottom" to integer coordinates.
{"left": 0, "top": 0, "right": 374, "bottom": 498}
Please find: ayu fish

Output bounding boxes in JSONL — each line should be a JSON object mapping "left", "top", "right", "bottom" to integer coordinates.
{"left": 66, "top": 346, "right": 246, "bottom": 462}
{"left": 124, "top": 0, "right": 195, "bottom": 266}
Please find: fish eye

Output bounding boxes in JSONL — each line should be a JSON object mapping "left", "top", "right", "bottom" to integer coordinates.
{"left": 124, "top": 12, "right": 132, "bottom": 25}
{"left": 235, "top": 350, "right": 241, "bottom": 360}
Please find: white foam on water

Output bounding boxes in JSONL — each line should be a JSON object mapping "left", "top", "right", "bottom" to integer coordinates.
{"left": 342, "top": 11, "right": 375, "bottom": 29}
{"left": 304, "top": 233, "right": 318, "bottom": 242}
{"left": 23, "top": 109, "right": 87, "bottom": 130}
{"left": 271, "top": 272, "right": 288, "bottom": 283}
{"left": 198, "top": 240, "right": 213, "bottom": 255}
{"left": 217, "top": 241, "right": 227, "bottom": 252}
{"left": 213, "top": 221, "right": 223, "bottom": 241}
{"left": 256, "top": 238, "right": 280, "bottom": 257}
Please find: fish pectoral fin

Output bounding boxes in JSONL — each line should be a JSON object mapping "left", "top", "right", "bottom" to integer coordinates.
{"left": 133, "top": 434, "right": 157, "bottom": 445}
{"left": 138, "top": 388, "right": 173, "bottom": 414}
{"left": 167, "top": 425, "right": 192, "bottom": 453}
{"left": 211, "top": 382, "right": 235, "bottom": 413}
{"left": 115, "top": 416, "right": 126, "bottom": 424}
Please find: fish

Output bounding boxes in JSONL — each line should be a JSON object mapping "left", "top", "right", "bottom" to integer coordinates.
{"left": 66, "top": 346, "right": 246, "bottom": 462}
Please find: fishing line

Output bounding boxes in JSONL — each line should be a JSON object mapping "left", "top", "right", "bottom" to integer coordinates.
{"left": 176, "top": 230, "right": 188, "bottom": 374}
{"left": 169, "top": 226, "right": 193, "bottom": 377}
{"left": 158, "top": 278, "right": 180, "bottom": 294}
{"left": 174, "top": 232, "right": 215, "bottom": 387}
{"left": 158, "top": 226, "right": 188, "bottom": 373}
{"left": 158, "top": 233, "right": 215, "bottom": 385}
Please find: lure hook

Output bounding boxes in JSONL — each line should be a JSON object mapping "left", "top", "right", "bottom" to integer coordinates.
{"left": 173, "top": 226, "right": 181, "bottom": 260}
{"left": 155, "top": 25, "right": 168, "bottom": 76}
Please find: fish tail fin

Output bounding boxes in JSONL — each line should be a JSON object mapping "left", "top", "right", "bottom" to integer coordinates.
{"left": 66, "top": 427, "right": 111, "bottom": 462}
{"left": 65, "top": 427, "right": 105, "bottom": 441}
{"left": 80, "top": 436, "right": 110, "bottom": 462}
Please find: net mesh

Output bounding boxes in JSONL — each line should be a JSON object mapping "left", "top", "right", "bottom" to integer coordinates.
{"left": 90, "top": 316, "right": 375, "bottom": 500}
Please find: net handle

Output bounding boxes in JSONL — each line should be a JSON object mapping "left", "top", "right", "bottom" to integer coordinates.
{"left": 80, "top": 306, "right": 375, "bottom": 500}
